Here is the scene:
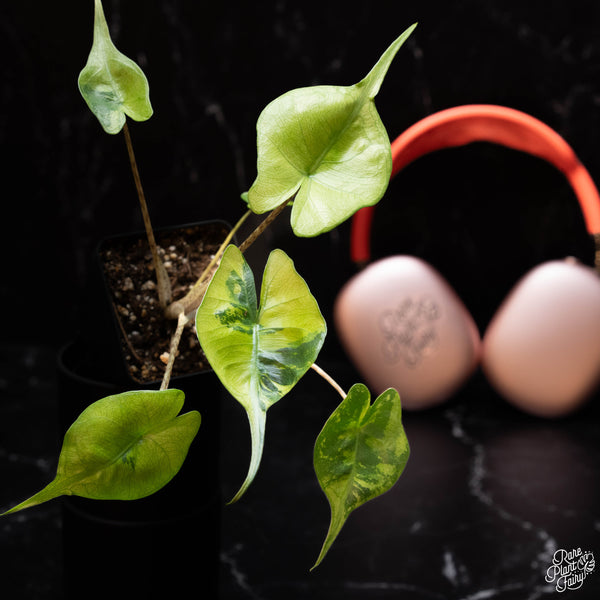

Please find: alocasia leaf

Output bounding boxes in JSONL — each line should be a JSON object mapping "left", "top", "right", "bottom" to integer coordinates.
{"left": 312, "top": 384, "right": 409, "bottom": 569}
{"left": 2, "top": 389, "right": 200, "bottom": 515}
{"left": 78, "top": 0, "right": 153, "bottom": 134}
{"left": 247, "top": 24, "right": 417, "bottom": 237}
{"left": 195, "top": 245, "right": 326, "bottom": 503}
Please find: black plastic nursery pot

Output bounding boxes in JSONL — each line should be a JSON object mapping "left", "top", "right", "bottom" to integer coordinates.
{"left": 57, "top": 220, "right": 231, "bottom": 599}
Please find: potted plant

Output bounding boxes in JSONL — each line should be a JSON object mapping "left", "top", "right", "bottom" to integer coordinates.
{"left": 3, "top": 0, "right": 413, "bottom": 594}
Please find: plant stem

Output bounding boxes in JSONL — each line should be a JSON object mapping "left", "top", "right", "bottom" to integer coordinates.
{"left": 311, "top": 363, "right": 347, "bottom": 399}
{"left": 162, "top": 197, "right": 292, "bottom": 378}
{"left": 189, "top": 209, "right": 252, "bottom": 295}
{"left": 164, "top": 209, "right": 252, "bottom": 319}
{"left": 164, "top": 198, "right": 291, "bottom": 320}
{"left": 238, "top": 196, "right": 291, "bottom": 254}
{"left": 160, "top": 310, "right": 190, "bottom": 391}
{"left": 123, "top": 121, "right": 172, "bottom": 308}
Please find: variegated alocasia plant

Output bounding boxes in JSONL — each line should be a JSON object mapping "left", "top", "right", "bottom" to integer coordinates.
{"left": 2, "top": 0, "right": 415, "bottom": 569}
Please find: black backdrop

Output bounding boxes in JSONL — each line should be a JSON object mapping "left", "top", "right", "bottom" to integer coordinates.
{"left": 4, "top": 0, "right": 600, "bottom": 346}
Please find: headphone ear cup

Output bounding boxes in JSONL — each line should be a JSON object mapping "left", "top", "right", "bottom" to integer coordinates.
{"left": 334, "top": 256, "right": 481, "bottom": 410}
{"left": 482, "top": 260, "right": 600, "bottom": 417}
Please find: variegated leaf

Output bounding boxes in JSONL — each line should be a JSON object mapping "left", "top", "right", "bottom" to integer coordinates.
{"left": 312, "top": 383, "right": 409, "bottom": 569}
{"left": 196, "top": 245, "right": 326, "bottom": 502}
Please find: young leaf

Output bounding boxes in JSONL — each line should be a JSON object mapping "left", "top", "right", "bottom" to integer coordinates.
{"left": 195, "top": 245, "right": 326, "bottom": 502}
{"left": 312, "top": 384, "right": 409, "bottom": 570}
{"left": 2, "top": 389, "right": 200, "bottom": 515}
{"left": 78, "top": 0, "right": 153, "bottom": 134}
{"left": 247, "top": 24, "right": 417, "bottom": 237}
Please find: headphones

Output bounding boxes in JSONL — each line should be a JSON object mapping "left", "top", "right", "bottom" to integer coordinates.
{"left": 335, "top": 105, "right": 600, "bottom": 417}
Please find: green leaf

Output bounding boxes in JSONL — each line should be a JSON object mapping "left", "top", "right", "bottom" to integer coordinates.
{"left": 196, "top": 245, "right": 326, "bottom": 502}
{"left": 312, "top": 384, "right": 409, "bottom": 569}
{"left": 2, "top": 389, "right": 200, "bottom": 515}
{"left": 78, "top": 0, "right": 153, "bottom": 134}
{"left": 247, "top": 24, "right": 417, "bottom": 237}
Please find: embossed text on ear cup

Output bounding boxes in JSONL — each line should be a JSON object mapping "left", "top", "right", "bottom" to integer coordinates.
{"left": 481, "top": 259, "right": 600, "bottom": 417}
{"left": 334, "top": 256, "right": 481, "bottom": 410}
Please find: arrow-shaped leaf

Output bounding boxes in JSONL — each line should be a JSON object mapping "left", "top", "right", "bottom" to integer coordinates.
{"left": 2, "top": 389, "right": 200, "bottom": 515}
{"left": 247, "top": 24, "right": 417, "bottom": 237}
{"left": 78, "top": 0, "right": 153, "bottom": 134}
{"left": 312, "top": 384, "right": 409, "bottom": 569}
{"left": 195, "top": 245, "right": 326, "bottom": 502}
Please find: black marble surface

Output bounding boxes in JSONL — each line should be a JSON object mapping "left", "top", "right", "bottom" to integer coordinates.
{"left": 218, "top": 362, "right": 600, "bottom": 599}
{"left": 2, "top": 0, "right": 600, "bottom": 598}
{"left": 1, "top": 347, "right": 599, "bottom": 599}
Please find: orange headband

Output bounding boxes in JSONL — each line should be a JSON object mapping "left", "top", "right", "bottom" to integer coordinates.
{"left": 351, "top": 104, "right": 600, "bottom": 263}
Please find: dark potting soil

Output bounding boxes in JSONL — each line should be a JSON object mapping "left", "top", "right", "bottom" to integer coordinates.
{"left": 99, "top": 222, "right": 230, "bottom": 383}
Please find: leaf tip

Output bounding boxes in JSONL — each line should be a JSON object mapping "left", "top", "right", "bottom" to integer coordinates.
{"left": 359, "top": 22, "right": 419, "bottom": 99}
{"left": 310, "top": 551, "right": 326, "bottom": 572}
{"left": 226, "top": 468, "right": 255, "bottom": 505}
{"left": 225, "top": 492, "right": 241, "bottom": 506}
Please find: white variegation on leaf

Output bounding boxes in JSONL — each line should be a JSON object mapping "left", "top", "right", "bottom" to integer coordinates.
{"left": 195, "top": 245, "right": 326, "bottom": 503}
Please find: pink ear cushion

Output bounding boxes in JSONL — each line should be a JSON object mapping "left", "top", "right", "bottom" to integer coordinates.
{"left": 334, "top": 256, "right": 481, "bottom": 410}
{"left": 481, "top": 260, "right": 600, "bottom": 417}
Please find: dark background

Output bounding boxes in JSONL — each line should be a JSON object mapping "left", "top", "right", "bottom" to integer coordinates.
{"left": 1, "top": 0, "right": 600, "bottom": 598}
{"left": 5, "top": 0, "right": 600, "bottom": 345}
